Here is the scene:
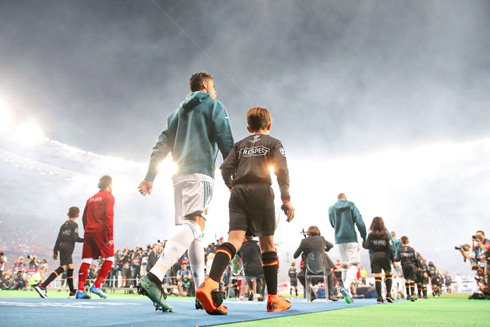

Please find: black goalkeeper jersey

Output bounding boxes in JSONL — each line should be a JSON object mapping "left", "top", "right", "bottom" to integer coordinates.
{"left": 53, "top": 220, "right": 84, "bottom": 254}
{"left": 395, "top": 245, "right": 419, "bottom": 267}
{"left": 220, "top": 134, "right": 290, "bottom": 201}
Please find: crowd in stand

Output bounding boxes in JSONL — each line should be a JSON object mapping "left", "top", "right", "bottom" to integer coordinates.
{"left": 0, "top": 239, "right": 226, "bottom": 297}
{"left": 1, "top": 230, "right": 488, "bottom": 301}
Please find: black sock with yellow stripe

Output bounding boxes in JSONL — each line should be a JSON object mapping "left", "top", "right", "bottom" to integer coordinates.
{"left": 262, "top": 251, "right": 278, "bottom": 295}
{"left": 209, "top": 242, "right": 236, "bottom": 283}
{"left": 410, "top": 282, "right": 415, "bottom": 296}
{"left": 42, "top": 266, "right": 65, "bottom": 288}
{"left": 67, "top": 268, "right": 75, "bottom": 294}
{"left": 375, "top": 277, "right": 382, "bottom": 297}
{"left": 405, "top": 282, "right": 411, "bottom": 296}
{"left": 385, "top": 273, "right": 392, "bottom": 296}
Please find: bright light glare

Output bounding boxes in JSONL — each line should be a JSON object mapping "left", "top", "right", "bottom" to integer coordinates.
{"left": 16, "top": 123, "right": 45, "bottom": 145}
{"left": 100, "top": 156, "right": 132, "bottom": 172}
{"left": 158, "top": 159, "right": 179, "bottom": 176}
{"left": 0, "top": 100, "right": 12, "bottom": 130}
{"left": 269, "top": 166, "right": 275, "bottom": 174}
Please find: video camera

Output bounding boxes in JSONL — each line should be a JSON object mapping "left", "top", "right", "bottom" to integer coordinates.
{"left": 300, "top": 228, "right": 307, "bottom": 238}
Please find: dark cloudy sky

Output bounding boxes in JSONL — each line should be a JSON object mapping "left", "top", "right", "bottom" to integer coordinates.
{"left": 1, "top": 0, "right": 489, "bottom": 161}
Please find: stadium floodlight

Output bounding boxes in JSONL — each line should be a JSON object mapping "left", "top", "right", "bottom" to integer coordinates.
{"left": 16, "top": 122, "right": 45, "bottom": 146}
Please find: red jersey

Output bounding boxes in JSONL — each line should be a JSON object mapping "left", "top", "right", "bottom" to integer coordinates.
{"left": 82, "top": 190, "right": 115, "bottom": 241}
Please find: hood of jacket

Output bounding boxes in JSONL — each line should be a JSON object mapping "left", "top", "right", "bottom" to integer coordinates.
{"left": 332, "top": 199, "right": 354, "bottom": 212}
{"left": 181, "top": 91, "right": 211, "bottom": 111}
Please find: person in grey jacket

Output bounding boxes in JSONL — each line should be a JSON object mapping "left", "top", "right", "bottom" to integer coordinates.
{"left": 328, "top": 193, "right": 366, "bottom": 303}
{"left": 293, "top": 226, "right": 337, "bottom": 301}
{"left": 138, "top": 71, "right": 234, "bottom": 312}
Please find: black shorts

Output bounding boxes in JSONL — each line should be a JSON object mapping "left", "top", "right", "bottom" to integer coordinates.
{"left": 370, "top": 252, "right": 391, "bottom": 274}
{"left": 229, "top": 184, "right": 275, "bottom": 237}
{"left": 290, "top": 279, "right": 298, "bottom": 287}
{"left": 402, "top": 264, "right": 417, "bottom": 281}
{"left": 59, "top": 242, "right": 75, "bottom": 265}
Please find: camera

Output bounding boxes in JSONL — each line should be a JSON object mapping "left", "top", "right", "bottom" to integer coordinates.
{"left": 454, "top": 246, "right": 461, "bottom": 250}
{"left": 472, "top": 235, "right": 478, "bottom": 240}
{"left": 300, "top": 228, "right": 307, "bottom": 238}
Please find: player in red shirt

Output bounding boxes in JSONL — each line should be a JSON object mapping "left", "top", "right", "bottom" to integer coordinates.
{"left": 76, "top": 175, "right": 115, "bottom": 299}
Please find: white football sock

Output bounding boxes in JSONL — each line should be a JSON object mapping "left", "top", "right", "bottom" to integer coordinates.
{"left": 189, "top": 236, "right": 205, "bottom": 290}
{"left": 343, "top": 266, "right": 358, "bottom": 294}
{"left": 150, "top": 220, "right": 201, "bottom": 281}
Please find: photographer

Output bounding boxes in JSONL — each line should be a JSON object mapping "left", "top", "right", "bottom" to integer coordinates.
{"left": 456, "top": 243, "right": 474, "bottom": 267}
{"left": 26, "top": 255, "right": 39, "bottom": 283}
{"left": 131, "top": 246, "right": 145, "bottom": 287}
{"left": 293, "top": 226, "right": 337, "bottom": 301}
{"left": 473, "top": 231, "right": 490, "bottom": 263}
{"left": 119, "top": 247, "right": 132, "bottom": 288}
{"left": 8, "top": 270, "right": 26, "bottom": 290}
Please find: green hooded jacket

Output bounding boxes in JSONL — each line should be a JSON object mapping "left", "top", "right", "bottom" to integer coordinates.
{"left": 144, "top": 91, "right": 234, "bottom": 181}
{"left": 328, "top": 199, "right": 367, "bottom": 244}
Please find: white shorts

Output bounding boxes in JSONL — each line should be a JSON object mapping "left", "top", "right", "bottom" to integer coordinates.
{"left": 337, "top": 242, "right": 360, "bottom": 266}
{"left": 172, "top": 173, "right": 214, "bottom": 225}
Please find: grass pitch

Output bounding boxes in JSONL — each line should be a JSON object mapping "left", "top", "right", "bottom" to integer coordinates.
{"left": 1, "top": 291, "right": 488, "bottom": 327}
{"left": 225, "top": 294, "right": 489, "bottom": 327}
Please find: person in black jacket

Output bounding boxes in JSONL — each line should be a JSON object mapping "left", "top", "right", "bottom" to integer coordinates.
{"left": 293, "top": 226, "right": 337, "bottom": 301}
{"left": 362, "top": 217, "right": 395, "bottom": 304}
{"left": 34, "top": 207, "right": 84, "bottom": 298}
{"left": 237, "top": 236, "right": 265, "bottom": 301}
{"left": 146, "top": 243, "right": 162, "bottom": 273}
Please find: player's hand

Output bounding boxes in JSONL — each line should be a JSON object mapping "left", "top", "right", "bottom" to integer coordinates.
{"left": 138, "top": 180, "right": 153, "bottom": 196}
{"left": 281, "top": 202, "right": 295, "bottom": 222}
{"left": 52, "top": 253, "right": 58, "bottom": 260}
{"left": 106, "top": 240, "right": 114, "bottom": 246}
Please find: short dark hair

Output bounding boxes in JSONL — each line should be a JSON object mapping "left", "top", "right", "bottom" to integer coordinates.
{"left": 307, "top": 226, "right": 321, "bottom": 237}
{"left": 98, "top": 175, "right": 112, "bottom": 190}
{"left": 189, "top": 72, "right": 213, "bottom": 92}
{"left": 401, "top": 236, "right": 409, "bottom": 244}
{"left": 246, "top": 106, "right": 271, "bottom": 132}
{"left": 68, "top": 206, "right": 80, "bottom": 218}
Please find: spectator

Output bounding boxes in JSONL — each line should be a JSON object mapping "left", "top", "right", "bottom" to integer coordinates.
{"left": 120, "top": 247, "right": 131, "bottom": 288}
{"left": 25, "top": 255, "right": 39, "bottom": 282}
{"left": 177, "top": 263, "right": 194, "bottom": 297}
{"left": 1, "top": 269, "right": 12, "bottom": 290}
{"left": 146, "top": 244, "right": 162, "bottom": 273}
{"left": 237, "top": 236, "right": 265, "bottom": 301}
{"left": 13, "top": 256, "right": 25, "bottom": 274}
{"left": 444, "top": 271, "right": 452, "bottom": 294}
{"left": 294, "top": 226, "right": 337, "bottom": 302}
{"left": 360, "top": 267, "right": 367, "bottom": 286}
{"left": 8, "top": 270, "right": 26, "bottom": 290}
{"left": 0, "top": 251, "right": 7, "bottom": 280}
{"left": 131, "top": 247, "right": 144, "bottom": 287}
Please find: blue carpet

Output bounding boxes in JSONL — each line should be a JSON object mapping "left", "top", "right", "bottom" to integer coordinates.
{"left": 0, "top": 297, "right": 378, "bottom": 327}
